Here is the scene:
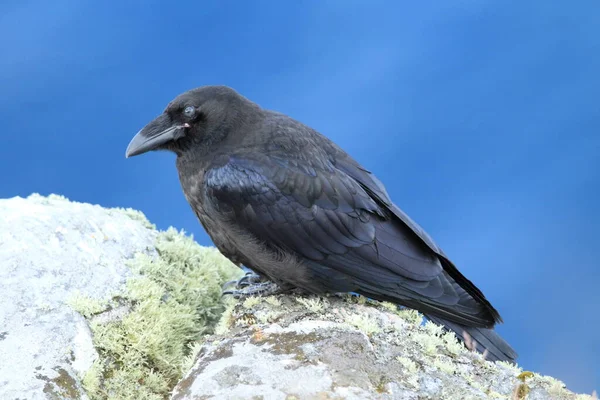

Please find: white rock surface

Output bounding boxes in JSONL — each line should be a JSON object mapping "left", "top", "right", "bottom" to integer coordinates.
{"left": 171, "top": 295, "right": 595, "bottom": 400}
{"left": 0, "top": 194, "right": 157, "bottom": 400}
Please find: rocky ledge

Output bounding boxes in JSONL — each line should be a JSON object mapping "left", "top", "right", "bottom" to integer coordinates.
{"left": 0, "top": 194, "right": 595, "bottom": 400}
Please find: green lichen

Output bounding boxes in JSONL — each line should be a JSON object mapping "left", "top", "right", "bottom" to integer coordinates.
{"left": 396, "top": 356, "right": 419, "bottom": 374}
{"left": 346, "top": 313, "right": 381, "bottom": 336}
{"left": 295, "top": 296, "right": 328, "bottom": 313}
{"left": 179, "top": 341, "right": 204, "bottom": 375}
{"left": 81, "top": 359, "right": 104, "bottom": 398}
{"left": 264, "top": 296, "right": 282, "bottom": 307}
{"left": 441, "top": 330, "right": 465, "bottom": 357}
{"left": 68, "top": 291, "right": 110, "bottom": 318}
{"left": 242, "top": 296, "right": 262, "bottom": 309}
{"left": 255, "top": 309, "right": 283, "bottom": 324}
{"left": 396, "top": 308, "right": 423, "bottom": 326}
{"left": 70, "top": 227, "right": 242, "bottom": 400}
{"left": 433, "top": 356, "right": 456, "bottom": 375}
{"left": 214, "top": 298, "right": 237, "bottom": 335}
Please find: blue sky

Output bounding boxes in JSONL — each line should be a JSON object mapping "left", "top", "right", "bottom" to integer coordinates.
{"left": 1, "top": 1, "right": 598, "bottom": 393}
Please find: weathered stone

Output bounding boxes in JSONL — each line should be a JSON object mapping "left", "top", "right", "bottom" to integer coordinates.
{"left": 1, "top": 194, "right": 595, "bottom": 400}
{"left": 0, "top": 194, "right": 157, "bottom": 399}
{"left": 171, "top": 295, "right": 595, "bottom": 400}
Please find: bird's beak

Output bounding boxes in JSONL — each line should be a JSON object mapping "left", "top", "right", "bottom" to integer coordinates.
{"left": 125, "top": 113, "right": 188, "bottom": 158}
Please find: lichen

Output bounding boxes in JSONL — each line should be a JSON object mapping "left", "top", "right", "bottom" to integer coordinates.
{"left": 346, "top": 313, "right": 381, "bottom": 336}
{"left": 255, "top": 309, "right": 283, "bottom": 324}
{"left": 242, "top": 296, "right": 262, "bottom": 309}
{"left": 179, "top": 341, "right": 204, "bottom": 375}
{"left": 80, "top": 359, "right": 102, "bottom": 398}
{"left": 68, "top": 291, "right": 110, "bottom": 318}
{"left": 69, "top": 227, "right": 242, "bottom": 400}
{"left": 214, "top": 298, "right": 237, "bottom": 335}
{"left": 264, "top": 296, "right": 282, "bottom": 307}
{"left": 295, "top": 296, "right": 328, "bottom": 313}
{"left": 433, "top": 356, "right": 456, "bottom": 375}
{"left": 396, "top": 356, "right": 419, "bottom": 374}
{"left": 395, "top": 308, "right": 423, "bottom": 326}
{"left": 412, "top": 330, "right": 444, "bottom": 356}
{"left": 172, "top": 290, "right": 593, "bottom": 399}
{"left": 111, "top": 206, "right": 156, "bottom": 230}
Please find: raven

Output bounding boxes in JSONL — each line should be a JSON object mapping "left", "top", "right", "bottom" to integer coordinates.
{"left": 126, "top": 85, "right": 517, "bottom": 362}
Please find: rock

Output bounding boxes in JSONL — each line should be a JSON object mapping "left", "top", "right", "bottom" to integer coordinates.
{"left": 0, "top": 194, "right": 157, "bottom": 399}
{"left": 171, "top": 295, "right": 594, "bottom": 400}
{"left": 1, "top": 193, "right": 595, "bottom": 400}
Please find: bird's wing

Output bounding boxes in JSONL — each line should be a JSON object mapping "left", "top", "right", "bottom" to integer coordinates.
{"left": 204, "top": 153, "right": 498, "bottom": 328}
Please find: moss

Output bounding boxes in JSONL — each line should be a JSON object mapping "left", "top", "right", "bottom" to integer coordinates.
{"left": 70, "top": 227, "right": 242, "bottom": 400}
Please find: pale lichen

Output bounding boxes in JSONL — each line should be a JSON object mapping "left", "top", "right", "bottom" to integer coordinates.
{"left": 180, "top": 341, "right": 204, "bottom": 375}
{"left": 174, "top": 289, "right": 592, "bottom": 400}
{"left": 433, "top": 356, "right": 456, "bottom": 375}
{"left": 242, "top": 296, "right": 262, "bottom": 309}
{"left": 214, "top": 298, "right": 237, "bottom": 335}
{"left": 295, "top": 296, "right": 328, "bottom": 313}
{"left": 80, "top": 359, "right": 104, "bottom": 398}
{"left": 412, "top": 330, "right": 444, "bottom": 356}
{"left": 396, "top": 308, "right": 423, "bottom": 326}
{"left": 111, "top": 206, "right": 156, "bottom": 230}
{"left": 396, "top": 356, "right": 419, "bottom": 374}
{"left": 264, "top": 296, "right": 282, "bottom": 307}
{"left": 69, "top": 227, "right": 242, "bottom": 400}
{"left": 346, "top": 312, "right": 381, "bottom": 336}
{"left": 68, "top": 291, "right": 110, "bottom": 318}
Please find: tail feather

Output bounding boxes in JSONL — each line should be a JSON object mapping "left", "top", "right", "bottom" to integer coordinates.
{"left": 425, "top": 314, "right": 518, "bottom": 363}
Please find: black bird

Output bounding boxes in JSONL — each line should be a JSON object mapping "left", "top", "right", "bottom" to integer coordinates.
{"left": 125, "top": 85, "right": 517, "bottom": 362}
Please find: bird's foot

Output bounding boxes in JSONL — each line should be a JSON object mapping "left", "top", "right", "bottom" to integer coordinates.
{"left": 222, "top": 281, "right": 283, "bottom": 299}
{"left": 222, "top": 270, "right": 264, "bottom": 292}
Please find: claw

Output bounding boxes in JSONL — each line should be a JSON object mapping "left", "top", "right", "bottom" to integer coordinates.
{"left": 222, "top": 281, "right": 283, "bottom": 299}
{"left": 222, "top": 270, "right": 263, "bottom": 291}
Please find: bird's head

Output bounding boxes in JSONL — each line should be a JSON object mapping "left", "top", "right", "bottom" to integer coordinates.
{"left": 125, "top": 85, "right": 255, "bottom": 158}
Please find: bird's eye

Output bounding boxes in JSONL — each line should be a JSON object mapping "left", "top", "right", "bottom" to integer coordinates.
{"left": 183, "top": 106, "right": 195, "bottom": 118}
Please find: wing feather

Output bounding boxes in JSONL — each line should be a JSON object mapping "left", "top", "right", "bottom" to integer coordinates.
{"left": 205, "top": 153, "right": 498, "bottom": 327}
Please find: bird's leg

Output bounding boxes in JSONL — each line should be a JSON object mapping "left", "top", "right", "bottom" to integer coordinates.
{"left": 222, "top": 266, "right": 298, "bottom": 299}
{"left": 222, "top": 265, "right": 264, "bottom": 292}
{"left": 222, "top": 281, "right": 286, "bottom": 299}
